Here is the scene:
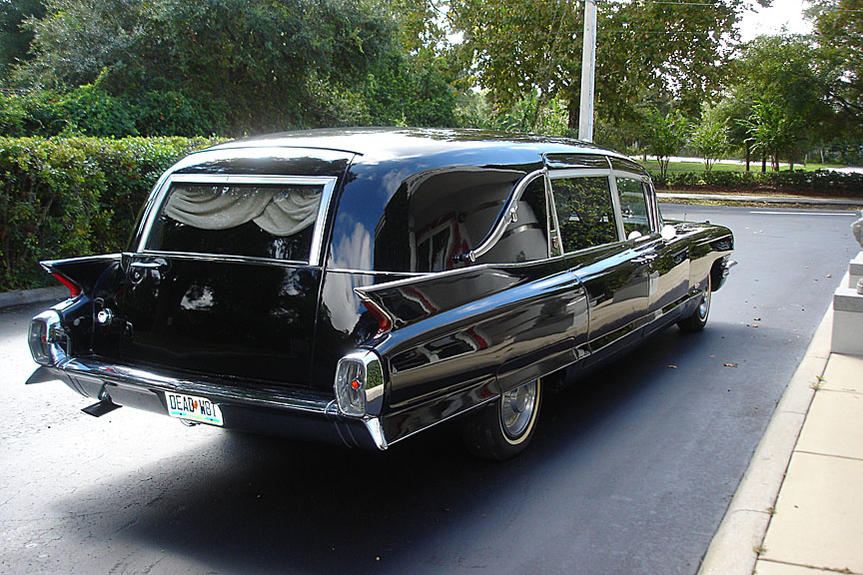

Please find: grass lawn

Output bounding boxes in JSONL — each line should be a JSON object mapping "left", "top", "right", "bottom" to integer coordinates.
{"left": 641, "top": 160, "right": 847, "bottom": 174}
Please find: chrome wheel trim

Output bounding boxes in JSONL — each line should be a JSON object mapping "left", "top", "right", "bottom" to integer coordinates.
{"left": 500, "top": 380, "right": 538, "bottom": 440}
{"left": 698, "top": 279, "right": 712, "bottom": 320}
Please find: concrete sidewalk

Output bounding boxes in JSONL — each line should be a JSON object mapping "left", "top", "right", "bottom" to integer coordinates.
{"left": 699, "top": 286, "right": 863, "bottom": 574}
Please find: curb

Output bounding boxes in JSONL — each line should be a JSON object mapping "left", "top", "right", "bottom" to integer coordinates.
{"left": 0, "top": 286, "right": 67, "bottom": 311}
{"left": 697, "top": 298, "right": 835, "bottom": 575}
{"left": 658, "top": 192, "right": 863, "bottom": 207}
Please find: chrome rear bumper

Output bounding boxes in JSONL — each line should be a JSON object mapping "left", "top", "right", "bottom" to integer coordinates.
{"left": 30, "top": 357, "right": 388, "bottom": 450}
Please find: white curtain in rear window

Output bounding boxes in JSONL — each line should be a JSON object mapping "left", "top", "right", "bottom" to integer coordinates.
{"left": 164, "top": 185, "right": 321, "bottom": 236}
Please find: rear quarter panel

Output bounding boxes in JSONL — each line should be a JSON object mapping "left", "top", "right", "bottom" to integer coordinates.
{"left": 352, "top": 260, "right": 588, "bottom": 443}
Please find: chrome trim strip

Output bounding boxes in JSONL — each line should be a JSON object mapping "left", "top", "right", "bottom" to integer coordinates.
{"left": 607, "top": 172, "right": 626, "bottom": 242}
{"left": 325, "top": 268, "right": 427, "bottom": 277}
{"left": 363, "top": 418, "right": 388, "bottom": 450}
{"left": 59, "top": 358, "right": 338, "bottom": 416}
{"left": 169, "top": 174, "right": 332, "bottom": 186}
{"left": 138, "top": 250, "right": 320, "bottom": 268}
{"left": 387, "top": 395, "right": 498, "bottom": 447}
{"left": 136, "top": 174, "right": 338, "bottom": 267}
{"left": 469, "top": 167, "right": 547, "bottom": 262}
{"left": 548, "top": 167, "right": 612, "bottom": 179}
{"left": 40, "top": 252, "right": 122, "bottom": 269}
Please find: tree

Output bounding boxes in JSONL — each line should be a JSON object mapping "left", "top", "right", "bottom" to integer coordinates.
{"left": 691, "top": 105, "right": 729, "bottom": 172}
{"left": 0, "top": 0, "right": 45, "bottom": 83}
{"left": 739, "top": 98, "right": 800, "bottom": 172}
{"left": 15, "top": 0, "right": 401, "bottom": 134}
{"left": 716, "top": 35, "right": 837, "bottom": 170}
{"left": 642, "top": 108, "right": 687, "bottom": 180}
{"left": 808, "top": 0, "right": 862, "bottom": 122}
{"left": 807, "top": 0, "right": 863, "bottom": 159}
{"left": 451, "top": 0, "right": 746, "bottom": 138}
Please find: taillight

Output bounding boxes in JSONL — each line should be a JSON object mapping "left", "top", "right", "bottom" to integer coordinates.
{"left": 362, "top": 300, "right": 392, "bottom": 335}
{"left": 51, "top": 272, "right": 81, "bottom": 298}
{"left": 334, "top": 350, "right": 385, "bottom": 417}
{"left": 28, "top": 310, "right": 69, "bottom": 366}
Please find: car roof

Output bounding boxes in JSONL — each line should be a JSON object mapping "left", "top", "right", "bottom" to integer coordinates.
{"left": 203, "top": 127, "right": 631, "bottom": 166}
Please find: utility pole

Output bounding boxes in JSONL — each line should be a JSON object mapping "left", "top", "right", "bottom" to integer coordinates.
{"left": 578, "top": 0, "right": 597, "bottom": 142}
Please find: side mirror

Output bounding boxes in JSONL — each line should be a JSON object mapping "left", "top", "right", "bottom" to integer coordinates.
{"left": 660, "top": 224, "right": 677, "bottom": 241}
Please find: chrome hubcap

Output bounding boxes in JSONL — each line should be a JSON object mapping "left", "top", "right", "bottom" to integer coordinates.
{"left": 501, "top": 380, "right": 537, "bottom": 438}
{"left": 698, "top": 283, "right": 711, "bottom": 319}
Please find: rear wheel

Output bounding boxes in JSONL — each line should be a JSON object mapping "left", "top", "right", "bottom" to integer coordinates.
{"left": 461, "top": 378, "right": 542, "bottom": 460}
{"left": 678, "top": 275, "right": 711, "bottom": 332}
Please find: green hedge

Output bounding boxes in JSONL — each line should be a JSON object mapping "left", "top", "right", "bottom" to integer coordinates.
{"left": 0, "top": 137, "right": 222, "bottom": 292}
{"left": 652, "top": 169, "right": 863, "bottom": 195}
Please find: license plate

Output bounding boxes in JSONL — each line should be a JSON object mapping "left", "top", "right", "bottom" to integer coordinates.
{"left": 165, "top": 392, "right": 224, "bottom": 426}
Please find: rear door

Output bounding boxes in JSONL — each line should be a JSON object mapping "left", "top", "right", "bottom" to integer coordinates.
{"left": 94, "top": 157, "right": 346, "bottom": 389}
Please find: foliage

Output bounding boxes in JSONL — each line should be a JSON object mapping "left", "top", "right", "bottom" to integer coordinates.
{"left": 651, "top": 167, "right": 863, "bottom": 195}
{"left": 739, "top": 98, "right": 802, "bottom": 172}
{"left": 13, "top": 0, "right": 402, "bottom": 135}
{"left": 642, "top": 108, "right": 688, "bottom": 179}
{"left": 0, "top": 137, "right": 220, "bottom": 291}
{"left": 0, "top": 0, "right": 45, "bottom": 82}
{"left": 451, "top": 0, "right": 745, "bottom": 132}
{"left": 690, "top": 105, "right": 729, "bottom": 172}
{"left": 361, "top": 53, "right": 458, "bottom": 127}
{"left": 0, "top": 83, "right": 228, "bottom": 137}
{"left": 808, "top": 0, "right": 863, "bottom": 130}
{"left": 714, "top": 35, "right": 838, "bottom": 170}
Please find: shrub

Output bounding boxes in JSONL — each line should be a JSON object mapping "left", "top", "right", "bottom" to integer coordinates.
{"left": 0, "top": 136, "right": 222, "bottom": 291}
{"left": 652, "top": 168, "right": 863, "bottom": 195}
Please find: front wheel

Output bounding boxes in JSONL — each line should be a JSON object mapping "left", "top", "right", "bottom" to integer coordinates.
{"left": 678, "top": 274, "right": 711, "bottom": 332}
{"left": 461, "top": 378, "right": 542, "bottom": 460}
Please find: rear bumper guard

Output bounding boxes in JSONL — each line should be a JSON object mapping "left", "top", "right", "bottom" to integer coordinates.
{"left": 34, "top": 358, "right": 388, "bottom": 451}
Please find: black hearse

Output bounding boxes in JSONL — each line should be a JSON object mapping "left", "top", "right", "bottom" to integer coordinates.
{"left": 27, "top": 129, "right": 734, "bottom": 459}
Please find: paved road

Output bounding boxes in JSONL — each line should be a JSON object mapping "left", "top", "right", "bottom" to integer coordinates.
{"left": 1, "top": 205, "right": 858, "bottom": 575}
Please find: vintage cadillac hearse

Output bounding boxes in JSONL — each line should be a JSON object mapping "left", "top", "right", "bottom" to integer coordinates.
{"left": 27, "top": 129, "right": 734, "bottom": 459}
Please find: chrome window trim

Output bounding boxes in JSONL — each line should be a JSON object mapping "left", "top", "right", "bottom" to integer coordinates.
{"left": 544, "top": 170, "right": 563, "bottom": 257}
{"left": 546, "top": 168, "right": 624, "bottom": 253}
{"left": 647, "top": 178, "right": 664, "bottom": 229}
{"left": 137, "top": 174, "right": 338, "bottom": 267}
{"left": 468, "top": 167, "right": 547, "bottom": 262}
{"left": 607, "top": 174, "right": 626, "bottom": 241}
{"left": 548, "top": 167, "right": 612, "bottom": 179}
{"left": 612, "top": 172, "right": 657, "bottom": 236}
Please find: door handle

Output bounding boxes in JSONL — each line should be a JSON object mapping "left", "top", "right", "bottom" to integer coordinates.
{"left": 129, "top": 261, "right": 167, "bottom": 271}
{"left": 632, "top": 253, "right": 657, "bottom": 264}
{"left": 128, "top": 259, "right": 168, "bottom": 284}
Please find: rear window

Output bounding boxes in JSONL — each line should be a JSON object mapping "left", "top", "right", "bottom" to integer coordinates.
{"left": 146, "top": 182, "right": 323, "bottom": 262}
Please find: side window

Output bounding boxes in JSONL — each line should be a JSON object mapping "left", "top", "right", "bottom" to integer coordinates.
{"left": 615, "top": 177, "right": 652, "bottom": 239}
{"left": 550, "top": 176, "right": 617, "bottom": 252}
{"left": 371, "top": 169, "right": 519, "bottom": 272}
{"left": 476, "top": 178, "right": 550, "bottom": 264}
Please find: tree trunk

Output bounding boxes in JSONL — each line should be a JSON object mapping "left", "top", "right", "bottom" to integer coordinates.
{"left": 567, "top": 96, "right": 579, "bottom": 133}
{"left": 761, "top": 153, "right": 767, "bottom": 173}
{"left": 745, "top": 146, "right": 750, "bottom": 172}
